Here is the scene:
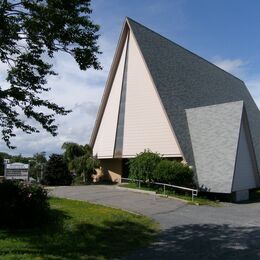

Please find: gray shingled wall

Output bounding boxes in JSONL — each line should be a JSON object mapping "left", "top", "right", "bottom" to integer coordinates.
{"left": 186, "top": 101, "right": 243, "bottom": 193}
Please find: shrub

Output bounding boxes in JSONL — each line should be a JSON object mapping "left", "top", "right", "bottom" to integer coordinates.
{"left": 128, "top": 150, "right": 161, "bottom": 182}
{"left": 71, "top": 155, "right": 100, "bottom": 183}
{"left": 0, "top": 180, "right": 49, "bottom": 228}
{"left": 154, "top": 160, "right": 194, "bottom": 187}
{"left": 153, "top": 160, "right": 173, "bottom": 183}
{"left": 43, "top": 154, "right": 72, "bottom": 186}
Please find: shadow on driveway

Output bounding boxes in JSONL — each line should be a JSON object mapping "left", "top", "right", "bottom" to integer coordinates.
{"left": 125, "top": 224, "right": 260, "bottom": 259}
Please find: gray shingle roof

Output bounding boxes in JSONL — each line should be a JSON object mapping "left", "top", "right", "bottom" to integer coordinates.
{"left": 127, "top": 18, "right": 260, "bottom": 188}
{"left": 186, "top": 101, "right": 243, "bottom": 193}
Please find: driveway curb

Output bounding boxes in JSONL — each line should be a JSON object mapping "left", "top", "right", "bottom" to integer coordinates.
{"left": 116, "top": 186, "right": 157, "bottom": 195}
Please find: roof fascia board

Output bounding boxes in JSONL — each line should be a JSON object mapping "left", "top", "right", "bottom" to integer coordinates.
{"left": 90, "top": 19, "right": 130, "bottom": 147}
{"left": 113, "top": 33, "right": 130, "bottom": 158}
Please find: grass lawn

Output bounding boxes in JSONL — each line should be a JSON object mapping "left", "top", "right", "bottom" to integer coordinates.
{"left": 0, "top": 197, "right": 159, "bottom": 259}
{"left": 120, "top": 182, "right": 220, "bottom": 206}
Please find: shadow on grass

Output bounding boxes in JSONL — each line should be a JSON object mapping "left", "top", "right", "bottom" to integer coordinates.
{"left": 125, "top": 224, "right": 260, "bottom": 259}
{"left": 0, "top": 207, "right": 156, "bottom": 259}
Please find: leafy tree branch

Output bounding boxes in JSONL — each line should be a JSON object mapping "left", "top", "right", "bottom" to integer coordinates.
{"left": 0, "top": 0, "right": 101, "bottom": 148}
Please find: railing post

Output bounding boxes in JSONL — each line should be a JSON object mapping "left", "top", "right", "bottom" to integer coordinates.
{"left": 192, "top": 191, "right": 194, "bottom": 202}
{"left": 164, "top": 184, "right": 166, "bottom": 195}
{"left": 138, "top": 180, "right": 140, "bottom": 189}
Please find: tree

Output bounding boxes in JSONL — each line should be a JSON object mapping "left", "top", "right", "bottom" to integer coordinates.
{"left": 0, "top": 152, "right": 11, "bottom": 159}
{"left": 62, "top": 142, "right": 99, "bottom": 183}
{"left": 0, "top": 0, "right": 101, "bottom": 148}
{"left": 128, "top": 150, "right": 161, "bottom": 182}
{"left": 72, "top": 154, "right": 99, "bottom": 183}
{"left": 62, "top": 142, "right": 85, "bottom": 164}
{"left": 29, "top": 152, "right": 47, "bottom": 181}
{"left": 9, "top": 153, "right": 32, "bottom": 163}
{"left": 43, "top": 153, "right": 72, "bottom": 185}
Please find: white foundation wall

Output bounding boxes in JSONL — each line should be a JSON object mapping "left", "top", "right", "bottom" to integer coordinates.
{"left": 93, "top": 36, "right": 128, "bottom": 158}
{"left": 122, "top": 31, "right": 182, "bottom": 157}
{"left": 232, "top": 118, "right": 257, "bottom": 191}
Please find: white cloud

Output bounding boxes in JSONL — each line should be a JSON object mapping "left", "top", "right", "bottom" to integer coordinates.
{"left": 212, "top": 57, "right": 260, "bottom": 108}
{"left": 212, "top": 57, "right": 247, "bottom": 77}
{"left": 0, "top": 35, "right": 115, "bottom": 157}
{"left": 0, "top": 62, "right": 10, "bottom": 88}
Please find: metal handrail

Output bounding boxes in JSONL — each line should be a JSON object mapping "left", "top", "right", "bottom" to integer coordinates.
{"left": 121, "top": 177, "right": 198, "bottom": 201}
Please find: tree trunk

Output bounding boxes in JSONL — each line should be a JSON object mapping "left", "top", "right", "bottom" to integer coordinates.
{"left": 82, "top": 171, "right": 86, "bottom": 183}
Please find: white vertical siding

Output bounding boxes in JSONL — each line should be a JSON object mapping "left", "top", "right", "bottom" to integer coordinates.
{"left": 93, "top": 35, "right": 128, "bottom": 158}
{"left": 232, "top": 117, "right": 257, "bottom": 191}
{"left": 122, "top": 31, "right": 182, "bottom": 157}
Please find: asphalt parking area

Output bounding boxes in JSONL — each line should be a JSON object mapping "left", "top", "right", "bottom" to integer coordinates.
{"left": 50, "top": 185, "right": 186, "bottom": 224}
{"left": 51, "top": 185, "right": 260, "bottom": 259}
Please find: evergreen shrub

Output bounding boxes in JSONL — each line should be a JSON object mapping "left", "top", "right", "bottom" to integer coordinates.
{"left": 128, "top": 150, "right": 161, "bottom": 182}
{"left": 0, "top": 180, "right": 49, "bottom": 228}
{"left": 154, "top": 160, "right": 194, "bottom": 187}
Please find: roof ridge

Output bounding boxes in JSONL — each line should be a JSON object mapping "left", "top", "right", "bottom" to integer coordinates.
{"left": 126, "top": 17, "right": 244, "bottom": 83}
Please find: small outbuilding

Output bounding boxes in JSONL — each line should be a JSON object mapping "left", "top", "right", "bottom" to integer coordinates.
{"left": 90, "top": 18, "right": 260, "bottom": 201}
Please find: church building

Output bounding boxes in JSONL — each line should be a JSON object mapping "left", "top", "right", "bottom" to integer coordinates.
{"left": 90, "top": 18, "right": 260, "bottom": 201}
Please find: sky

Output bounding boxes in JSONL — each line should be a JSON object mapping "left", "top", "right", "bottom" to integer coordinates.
{"left": 1, "top": 0, "right": 260, "bottom": 157}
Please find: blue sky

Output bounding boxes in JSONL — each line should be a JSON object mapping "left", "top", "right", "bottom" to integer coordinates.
{"left": 92, "top": 0, "right": 260, "bottom": 76}
{"left": 1, "top": 0, "right": 259, "bottom": 156}
{"left": 94, "top": 0, "right": 260, "bottom": 78}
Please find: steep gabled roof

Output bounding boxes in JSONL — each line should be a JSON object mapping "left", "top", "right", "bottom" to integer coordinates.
{"left": 90, "top": 18, "right": 260, "bottom": 188}
{"left": 126, "top": 17, "right": 260, "bottom": 176}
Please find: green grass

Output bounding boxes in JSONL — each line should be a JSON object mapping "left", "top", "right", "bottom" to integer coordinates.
{"left": 0, "top": 197, "right": 159, "bottom": 259}
{"left": 120, "top": 182, "right": 220, "bottom": 206}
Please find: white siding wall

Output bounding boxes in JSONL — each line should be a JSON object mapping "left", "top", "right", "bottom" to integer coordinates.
{"left": 122, "top": 31, "right": 181, "bottom": 157}
{"left": 232, "top": 117, "right": 257, "bottom": 191}
{"left": 93, "top": 36, "right": 128, "bottom": 158}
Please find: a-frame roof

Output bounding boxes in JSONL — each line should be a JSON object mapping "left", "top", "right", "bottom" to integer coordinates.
{"left": 90, "top": 18, "right": 260, "bottom": 184}
{"left": 126, "top": 17, "right": 260, "bottom": 176}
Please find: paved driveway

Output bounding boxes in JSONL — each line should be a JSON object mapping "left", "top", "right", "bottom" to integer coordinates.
{"left": 50, "top": 185, "right": 185, "bottom": 227}
{"left": 51, "top": 185, "right": 260, "bottom": 259}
